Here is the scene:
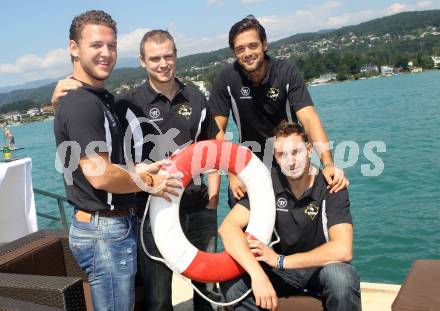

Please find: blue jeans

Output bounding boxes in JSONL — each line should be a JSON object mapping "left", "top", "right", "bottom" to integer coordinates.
{"left": 69, "top": 210, "right": 138, "bottom": 311}
{"left": 221, "top": 262, "right": 361, "bottom": 311}
{"left": 138, "top": 207, "right": 218, "bottom": 311}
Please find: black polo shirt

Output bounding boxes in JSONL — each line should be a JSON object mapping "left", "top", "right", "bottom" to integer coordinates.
{"left": 238, "top": 166, "right": 352, "bottom": 255}
{"left": 116, "top": 79, "right": 219, "bottom": 211}
{"left": 209, "top": 56, "right": 313, "bottom": 160}
{"left": 54, "top": 84, "right": 135, "bottom": 212}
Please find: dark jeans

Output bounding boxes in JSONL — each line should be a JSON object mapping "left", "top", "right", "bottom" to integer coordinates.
{"left": 138, "top": 207, "right": 218, "bottom": 311}
{"left": 221, "top": 262, "right": 361, "bottom": 311}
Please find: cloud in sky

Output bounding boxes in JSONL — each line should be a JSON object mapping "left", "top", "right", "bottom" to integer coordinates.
{"left": 240, "top": 0, "right": 265, "bottom": 4}
{"left": 1, "top": 0, "right": 440, "bottom": 87}
{"left": 118, "top": 27, "right": 150, "bottom": 57}
{"left": 0, "top": 26, "right": 229, "bottom": 87}
{"left": 208, "top": 0, "right": 224, "bottom": 5}
{"left": 417, "top": 0, "right": 434, "bottom": 7}
{"left": 385, "top": 2, "right": 409, "bottom": 14}
{"left": 256, "top": 1, "right": 440, "bottom": 40}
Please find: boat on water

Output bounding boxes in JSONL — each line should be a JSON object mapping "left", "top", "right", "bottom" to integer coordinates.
{"left": 0, "top": 158, "right": 438, "bottom": 311}
{"left": 0, "top": 147, "right": 24, "bottom": 152}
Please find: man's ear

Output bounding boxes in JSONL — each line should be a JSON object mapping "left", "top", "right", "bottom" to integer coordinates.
{"left": 263, "top": 40, "right": 268, "bottom": 52}
{"left": 139, "top": 56, "right": 146, "bottom": 67}
{"left": 69, "top": 40, "right": 79, "bottom": 59}
{"left": 307, "top": 142, "right": 313, "bottom": 159}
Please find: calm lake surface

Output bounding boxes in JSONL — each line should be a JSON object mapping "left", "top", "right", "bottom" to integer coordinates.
{"left": 7, "top": 70, "right": 440, "bottom": 284}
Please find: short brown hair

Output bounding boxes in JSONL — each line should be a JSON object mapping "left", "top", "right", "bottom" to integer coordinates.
{"left": 139, "top": 30, "right": 177, "bottom": 58}
{"left": 273, "top": 120, "right": 308, "bottom": 143}
{"left": 69, "top": 10, "right": 117, "bottom": 43}
{"left": 229, "top": 15, "right": 267, "bottom": 50}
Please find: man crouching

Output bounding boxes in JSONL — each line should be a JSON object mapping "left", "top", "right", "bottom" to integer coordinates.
{"left": 218, "top": 120, "right": 361, "bottom": 311}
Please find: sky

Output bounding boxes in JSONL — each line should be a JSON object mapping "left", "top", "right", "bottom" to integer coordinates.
{"left": 1, "top": 0, "right": 439, "bottom": 89}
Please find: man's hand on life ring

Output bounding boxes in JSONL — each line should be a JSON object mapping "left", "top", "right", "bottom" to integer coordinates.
{"left": 229, "top": 173, "right": 247, "bottom": 200}
{"left": 136, "top": 160, "right": 183, "bottom": 202}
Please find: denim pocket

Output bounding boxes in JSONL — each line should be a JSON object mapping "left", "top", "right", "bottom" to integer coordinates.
{"left": 69, "top": 227, "right": 96, "bottom": 279}
{"left": 71, "top": 214, "right": 97, "bottom": 234}
{"left": 102, "top": 215, "right": 132, "bottom": 243}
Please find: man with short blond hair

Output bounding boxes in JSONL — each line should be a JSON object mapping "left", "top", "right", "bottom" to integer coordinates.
{"left": 54, "top": 11, "right": 180, "bottom": 311}
{"left": 117, "top": 29, "right": 219, "bottom": 311}
{"left": 52, "top": 28, "right": 220, "bottom": 311}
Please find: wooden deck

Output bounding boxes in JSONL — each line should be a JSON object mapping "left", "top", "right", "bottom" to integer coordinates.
{"left": 172, "top": 274, "right": 401, "bottom": 311}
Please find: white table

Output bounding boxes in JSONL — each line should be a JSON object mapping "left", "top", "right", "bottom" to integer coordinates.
{"left": 0, "top": 157, "right": 37, "bottom": 244}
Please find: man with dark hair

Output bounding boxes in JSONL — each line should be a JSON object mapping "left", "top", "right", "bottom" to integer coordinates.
{"left": 52, "top": 28, "right": 220, "bottom": 311}
{"left": 54, "top": 11, "right": 181, "bottom": 311}
{"left": 209, "top": 15, "right": 349, "bottom": 207}
{"left": 218, "top": 120, "right": 361, "bottom": 311}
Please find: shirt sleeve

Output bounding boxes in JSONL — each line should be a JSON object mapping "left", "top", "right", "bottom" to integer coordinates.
{"left": 236, "top": 194, "right": 251, "bottom": 210}
{"left": 199, "top": 95, "right": 220, "bottom": 140}
{"left": 286, "top": 64, "right": 314, "bottom": 113}
{"left": 208, "top": 70, "right": 232, "bottom": 117}
{"left": 324, "top": 189, "right": 353, "bottom": 229}
{"left": 58, "top": 92, "right": 108, "bottom": 157}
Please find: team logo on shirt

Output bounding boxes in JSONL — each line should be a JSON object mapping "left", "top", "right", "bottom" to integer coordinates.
{"left": 240, "top": 86, "right": 251, "bottom": 98}
{"left": 177, "top": 104, "right": 192, "bottom": 120}
{"left": 267, "top": 87, "right": 280, "bottom": 101}
{"left": 277, "top": 197, "right": 288, "bottom": 209}
{"left": 304, "top": 201, "right": 320, "bottom": 220}
{"left": 149, "top": 108, "right": 160, "bottom": 119}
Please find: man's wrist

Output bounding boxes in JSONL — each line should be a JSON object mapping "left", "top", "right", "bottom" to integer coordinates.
{"left": 322, "top": 162, "right": 334, "bottom": 169}
{"left": 141, "top": 172, "right": 154, "bottom": 187}
{"left": 276, "top": 255, "right": 285, "bottom": 271}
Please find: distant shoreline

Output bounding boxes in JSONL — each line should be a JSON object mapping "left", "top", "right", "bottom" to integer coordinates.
{"left": 307, "top": 68, "right": 439, "bottom": 87}
{"left": 2, "top": 115, "right": 54, "bottom": 127}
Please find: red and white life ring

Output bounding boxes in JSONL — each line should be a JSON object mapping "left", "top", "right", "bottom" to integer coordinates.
{"left": 149, "top": 140, "right": 275, "bottom": 283}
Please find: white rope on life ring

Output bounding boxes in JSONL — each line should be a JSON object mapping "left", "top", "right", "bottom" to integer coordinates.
{"left": 149, "top": 140, "right": 276, "bottom": 283}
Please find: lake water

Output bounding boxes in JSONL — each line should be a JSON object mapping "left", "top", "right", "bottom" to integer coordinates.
{"left": 5, "top": 70, "right": 440, "bottom": 284}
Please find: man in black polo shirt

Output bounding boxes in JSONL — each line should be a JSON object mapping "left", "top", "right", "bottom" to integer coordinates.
{"left": 117, "top": 30, "right": 220, "bottom": 311}
{"left": 209, "top": 15, "right": 348, "bottom": 206}
{"left": 54, "top": 12, "right": 181, "bottom": 311}
{"left": 218, "top": 121, "right": 361, "bottom": 311}
{"left": 52, "top": 29, "right": 220, "bottom": 311}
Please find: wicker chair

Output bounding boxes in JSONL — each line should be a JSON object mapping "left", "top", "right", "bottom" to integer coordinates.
{"left": 0, "top": 229, "right": 88, "bottom": 311}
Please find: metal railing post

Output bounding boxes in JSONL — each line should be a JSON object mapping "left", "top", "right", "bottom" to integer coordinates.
{"left": 34, "top": 188, "right": 70, "bottom": 230}
{"left": 57, "top": 199, "right": 68, "bottom": 231}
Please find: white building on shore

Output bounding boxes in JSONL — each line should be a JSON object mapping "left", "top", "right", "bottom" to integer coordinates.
{"left": 192, "top": 80, "right": 210, "bottom": 98}
{"left": 380, "top": 65, "right": 394, "bottom": 76}
{"left": 431, "top": 56, "right": 440, "bottom": 68}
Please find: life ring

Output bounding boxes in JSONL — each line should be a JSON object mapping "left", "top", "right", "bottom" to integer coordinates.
{"left": 149, "top": 140, "right": 275, "bottom": 283}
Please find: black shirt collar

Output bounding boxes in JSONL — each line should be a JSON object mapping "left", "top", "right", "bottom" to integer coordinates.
{"left": 141, "top": 78, "right": 188, "bottom": 105}
{"left": 71, "top": 78, "right": 111, "bottom": 96}
{"left": 235, "top": 54, "right": 273, "bottom": 86}
{"left": 261, "top": 54, "right": 273, "bottom": 85}
{"left": 271, "top": 165, "right": 325, "bottom": 202}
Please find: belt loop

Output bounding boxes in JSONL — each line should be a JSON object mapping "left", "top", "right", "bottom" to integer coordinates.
{"left": 94, "top": 211, "right": 99, "bottom": 227}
